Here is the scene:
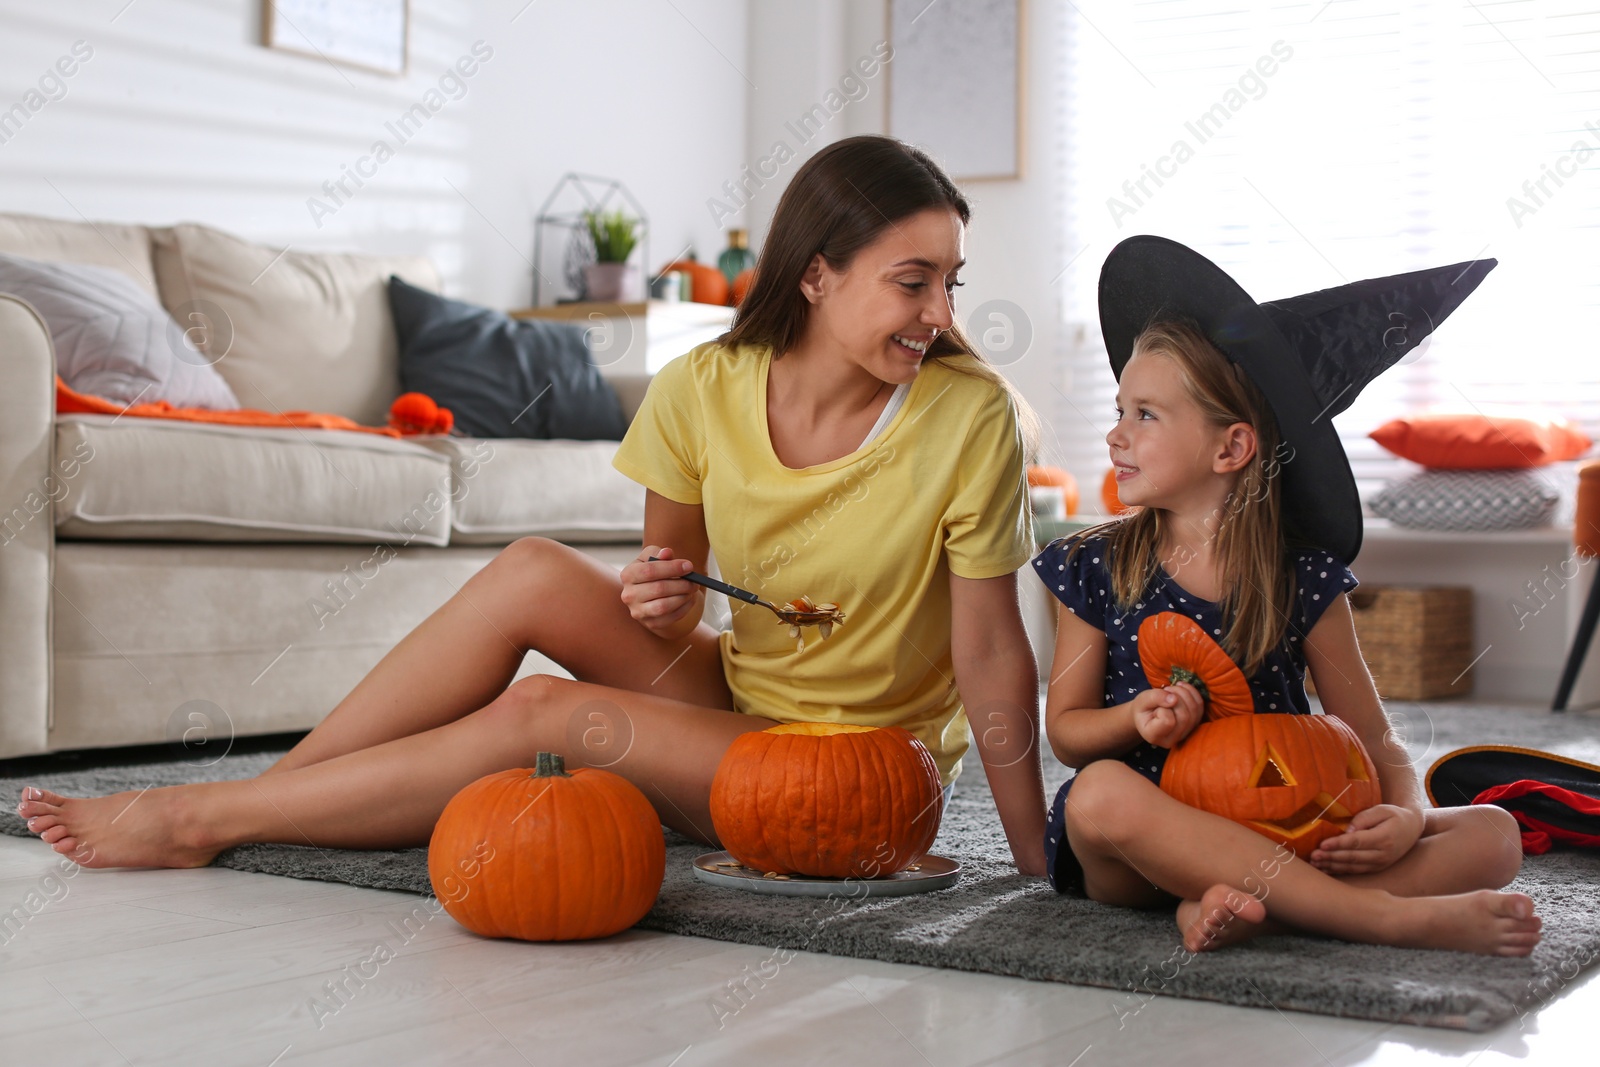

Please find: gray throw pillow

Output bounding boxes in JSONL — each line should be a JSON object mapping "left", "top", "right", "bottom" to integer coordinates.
{"left": 0, "top": 252, "right": 239, "bottom": 409}
{"left": 386, "top": 275, "right": 626, "bottom": 440}
{"left": 1369, "top": 469, "right": 1559, "bottom": 531}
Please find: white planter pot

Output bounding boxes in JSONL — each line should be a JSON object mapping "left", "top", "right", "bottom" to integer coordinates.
{"left": 584, "top": 262, "right": 636, "bottom": 302}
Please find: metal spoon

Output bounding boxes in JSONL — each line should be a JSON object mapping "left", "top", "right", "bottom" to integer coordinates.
{"left": 647, "top": 557, "right": 844, "bottom": 628}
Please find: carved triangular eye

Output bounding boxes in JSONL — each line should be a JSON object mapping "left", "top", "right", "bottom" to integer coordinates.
{"left": 1248, "top": 743, "right": 1297, "bottom": 788}
{"left": 1346, "top": 746, "right": 1369, "bottom": 781}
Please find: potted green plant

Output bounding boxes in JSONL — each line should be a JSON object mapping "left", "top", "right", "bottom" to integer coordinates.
{"left": 582, "top": 208, "right": 640, "bottom": 302}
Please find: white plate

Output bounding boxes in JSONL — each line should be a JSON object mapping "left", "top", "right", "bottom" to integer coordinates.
{"left": 690, "top": 851, "right": 961, "bottom": 897}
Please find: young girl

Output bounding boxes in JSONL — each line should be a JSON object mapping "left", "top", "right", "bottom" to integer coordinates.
{"left": 18, "top": 135, "right": 1049, "bottom": 878}
{"left": 1035, "top": 236, "right": 1542, "bottom": 956}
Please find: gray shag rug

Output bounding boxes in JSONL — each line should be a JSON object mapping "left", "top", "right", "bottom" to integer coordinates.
{"left": 4, "top": 700, "right": 1599, "bottom": 1032}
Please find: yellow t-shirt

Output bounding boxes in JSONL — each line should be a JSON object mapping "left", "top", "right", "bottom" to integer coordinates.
{"left": 610, "top": 340, "right": 1033, "bottom": 787}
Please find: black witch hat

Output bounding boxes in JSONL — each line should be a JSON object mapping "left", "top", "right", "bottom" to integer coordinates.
{"left": 1098, "top": 236, "right": 1497, "bottom": 562}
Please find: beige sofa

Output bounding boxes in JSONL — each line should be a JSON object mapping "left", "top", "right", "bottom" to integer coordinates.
{"left": 0, "top": 212, "right": 652, "bottom": 760}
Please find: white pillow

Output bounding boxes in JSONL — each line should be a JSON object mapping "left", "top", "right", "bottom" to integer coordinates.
{"left": 1369, "top": 470, "right": 1559, "bottom": 531}
{"left": 0, "top": 252, "right": 239, "bottom": 410}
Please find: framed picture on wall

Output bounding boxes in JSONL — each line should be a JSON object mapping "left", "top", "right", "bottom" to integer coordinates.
{"left": 263, "top": 0, "right": 410, "bottom": 77}
{"left": 885, "top": 0, "right": 1025, "bottom": 181}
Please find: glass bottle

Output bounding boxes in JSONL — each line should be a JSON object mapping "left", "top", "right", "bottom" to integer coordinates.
{"left": 717, "top": 228, "right": 756, "bottom": 286}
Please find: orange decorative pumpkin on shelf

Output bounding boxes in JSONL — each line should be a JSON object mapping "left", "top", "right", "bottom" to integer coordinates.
{"left": 709, "top": 723, "right": 942, "bottom": 878}
{"left": 1138, "top": 611, "right": 1382, "bottom": 859}
{"left": 1101, "top": 467, "right": 1132, "bottom": 515}
{"left": 1027, "top": 465, "right": 1080, "bottom": 517}
{"left": 428, "top": 753, "right": 665, "bottom": 941}
{"left": 659, "top": 258, "right": 730, "bottom": 306}
{"left": 731, "top": 268, "right": 756, "bottom": 307}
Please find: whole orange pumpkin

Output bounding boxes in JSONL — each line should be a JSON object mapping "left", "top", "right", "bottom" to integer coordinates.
{"left": 731, "top": 268, "right": 756, "bottom": 307}
{"left": 1028, "top": 465, "right": 1080, "bottom": 517}
{"left": 1160, "top": 713, "right": 1381, "bottom": 859}
{"left": 660, "top": 259, "right": 730, "bottom": 306}
{"left": 428, "top": 752, "right": 665, "bottom": 940}
{"left": 1101, "top": 467, "right": 1132, "bottom": 515}
{"left": 710, "top": 723, "right": 942, "bottom": 877}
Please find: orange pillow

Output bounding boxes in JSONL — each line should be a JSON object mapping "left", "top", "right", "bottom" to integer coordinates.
{"left": 1369, "top": 413, "right": 1592, "bottom": 469}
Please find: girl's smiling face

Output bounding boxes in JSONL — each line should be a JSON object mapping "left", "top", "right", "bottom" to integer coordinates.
{"left": 1107, "top": 348, "right": 1254, "bottom": 511}
{"left": 800, "top": 206, "right": 965, "bottom": 384}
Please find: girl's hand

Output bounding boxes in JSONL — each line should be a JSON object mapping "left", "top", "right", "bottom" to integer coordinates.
{"left": 1132, "top": 684, "right": 1205, "bottom": 749}
{"left": 1308, "top": 804, "right": 1425, "bottom": 875}
{"left": 619, "top": 545, "right": 699, "bottom": 637}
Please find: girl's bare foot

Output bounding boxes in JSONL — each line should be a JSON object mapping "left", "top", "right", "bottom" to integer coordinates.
{"left": 16, "top": 785, "right": 222, "bottom": 869}
{"left": 1387, "top": 890, "right": 1542, "bottom": 957}
{"left": 1177, "top": 884, "right": 1271, "bottom": 952}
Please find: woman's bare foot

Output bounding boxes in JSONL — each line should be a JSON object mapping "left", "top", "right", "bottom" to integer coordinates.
{"left": 1177, "top": 884, "right": 1271, "bottom": 952}
{"left": 15, "top": 785, "right": 222, "bottom": 869}
{"left": 1386, "top": 890, "right": 1542, "bottom": 957}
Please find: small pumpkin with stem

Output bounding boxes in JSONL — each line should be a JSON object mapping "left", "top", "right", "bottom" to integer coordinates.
{"left": 428, "top": 752, "right": 665, "bottom": 940}
{"left": 1139, "top": 611, "right": 1382, "bottom": 859}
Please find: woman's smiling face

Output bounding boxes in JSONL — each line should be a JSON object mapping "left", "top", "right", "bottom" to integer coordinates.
{"left": 801, "top": 206, "right": 965, "bottom": 384}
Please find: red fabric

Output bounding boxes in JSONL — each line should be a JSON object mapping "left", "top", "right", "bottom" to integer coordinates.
{"left": 56, "top": 377, "right": 400, "bottom": 437}
{"left": 1473, "top": 779, "right": 1600, "bottom": 855}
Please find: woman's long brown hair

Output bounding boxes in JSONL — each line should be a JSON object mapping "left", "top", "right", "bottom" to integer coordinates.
{"left": 718, "top": 134, "right": 1039, "bottom": 458}
{"left": 1067, "top": 320, "right": 1298, "bottom": 677}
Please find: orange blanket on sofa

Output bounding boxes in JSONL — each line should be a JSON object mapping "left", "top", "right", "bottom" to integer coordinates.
{"left": 55, "top": 378, "right": 401, "bottom": 437}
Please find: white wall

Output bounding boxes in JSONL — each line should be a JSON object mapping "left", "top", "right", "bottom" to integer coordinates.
{"left": 0, "top": 0, "right": 748, "bottom": 308}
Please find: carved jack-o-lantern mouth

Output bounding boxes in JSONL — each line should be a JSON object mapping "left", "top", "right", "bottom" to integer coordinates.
{"left": 1244, "top": 743, "right": 1371, "bottom": 835}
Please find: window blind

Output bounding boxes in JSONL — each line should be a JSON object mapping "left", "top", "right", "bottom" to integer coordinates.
{"left": 1053, "top": 0, "right": 1600, "bottom": 514}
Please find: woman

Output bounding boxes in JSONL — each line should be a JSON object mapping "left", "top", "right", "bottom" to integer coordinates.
{"left": 18, "top": 135, "right": 1049, "bottom": 877}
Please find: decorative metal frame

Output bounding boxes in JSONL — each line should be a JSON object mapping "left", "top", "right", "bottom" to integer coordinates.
{"left": 532, "top": 173, "right": 650, "bottom": 306}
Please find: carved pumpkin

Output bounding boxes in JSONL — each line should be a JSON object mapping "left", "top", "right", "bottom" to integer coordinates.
{"left": 428, "top": 752, "right": 665, "bottom": 940}
{"left": 1138, "top": 611, "right": 1382, "bottom": 858}
{"left": 709, "top": 723, "right": 942, "bottom": 877}
{"left": 1160, "top": 713, "right": 1381, "bottom": 859}
{"left": 1138, "top": 613, "right": 1255, "bottom": 718}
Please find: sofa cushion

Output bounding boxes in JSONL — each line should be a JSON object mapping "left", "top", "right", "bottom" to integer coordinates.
{"left": 150, "top": 223, "right": 441, "bottom": 426}
{"left": 53, "top": 415, "right": 453, "bottom": 545}
{"left": 0, "top": 253, "right": 240, "bottom": 409}
{"left": 388, "top": 276, "right": 628, "bottom": 440}
{"left": 417, "top": 436, "right": 645, "bottom": 544}
{"left": 0, "top": 211, "right": 159, "bottom": 299}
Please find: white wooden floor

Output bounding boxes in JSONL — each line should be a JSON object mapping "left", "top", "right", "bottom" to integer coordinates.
{"left": 1, "top": 834, "right": 1595, "bottom": 1067}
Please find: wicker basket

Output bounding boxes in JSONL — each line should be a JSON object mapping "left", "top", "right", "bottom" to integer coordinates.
{"left": 1312, "top": 585, "right": 1474, "bottom": 701}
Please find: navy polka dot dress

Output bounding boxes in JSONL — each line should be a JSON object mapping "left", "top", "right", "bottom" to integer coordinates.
{"left": 1032, "top": 533, "right": 1358, "bottom": 894}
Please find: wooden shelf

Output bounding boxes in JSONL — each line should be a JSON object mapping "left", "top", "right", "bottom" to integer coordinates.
{"left": 508, "top": 301, "right": 648, "bottom": 321}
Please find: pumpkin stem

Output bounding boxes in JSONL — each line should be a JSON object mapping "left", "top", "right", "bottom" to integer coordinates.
{"left": 1168, "top": 666, "right": 1211, "bottom": 703}
{"left": 532, "top": 752, "right": 571, "bottom": 778}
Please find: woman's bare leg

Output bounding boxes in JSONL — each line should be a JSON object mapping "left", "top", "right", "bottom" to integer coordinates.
{"left": 1064, "top": 761, "right": 1541, "bottom": 957}
{"left": 18, "top": 674, "right": 768, "bottom": 869}
{"left": 258, "top": 537, "right": 730, "bottom": 776}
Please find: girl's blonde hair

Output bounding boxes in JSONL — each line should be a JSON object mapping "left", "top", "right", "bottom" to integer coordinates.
{"left": 1068, "top": 319, "right": 1298, "bottom": 677}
